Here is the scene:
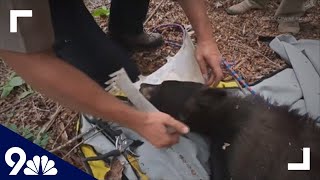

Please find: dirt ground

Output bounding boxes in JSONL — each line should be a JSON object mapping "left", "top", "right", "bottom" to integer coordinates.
{"left": 0, "top": 0, "right": 319, "bottom": 174}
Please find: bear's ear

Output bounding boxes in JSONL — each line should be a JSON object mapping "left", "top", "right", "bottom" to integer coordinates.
{"left": 139, "top": 83, "right": 160, "bottom": 100}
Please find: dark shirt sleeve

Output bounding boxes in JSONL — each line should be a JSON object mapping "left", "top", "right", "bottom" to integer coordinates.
{"left": 0, "top": 0, "right": 54, "bottom": 53}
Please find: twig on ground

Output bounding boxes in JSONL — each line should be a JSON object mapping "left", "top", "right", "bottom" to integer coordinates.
{"left": 32, "top": 102, "right": 51, "bottom": 112}
{"left": 0, "top": 95, "right": 33, "bottom": 114}
{"left": 234, "top": 59, "right": 246, "bottom": 70}
{"left": 59, "top": 123, "right": 69, "bottom": 144}
{"left": 144, "top": 0, "right": 167, "bottom": 26}
{"left": 233, "top": 41, "right": 282, "bottom": 68}
{"left": 51, "top": 113, "right": 79, "bottom": 149}
{"left": 50, "top": 126, "right": 97, "bottom": 153}
{"left": 62, "top": 129, "right": 102, "bottom": 159}
{"left": 35, "top": 104, "right": 62, "bottom": 142}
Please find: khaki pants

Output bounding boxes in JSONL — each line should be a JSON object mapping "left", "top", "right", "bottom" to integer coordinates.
{"left": 248, "top": 0, "right": 305, "bottom": 22}
{"left": 0, "top": 0, "right": 54, "bottom": 53}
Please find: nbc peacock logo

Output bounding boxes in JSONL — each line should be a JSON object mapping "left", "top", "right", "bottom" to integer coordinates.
{"left": 24, "top": 155, "right": 58, "bottom": 175}
{"left": 5, "top": 147, "right": 58, "bottom": 176}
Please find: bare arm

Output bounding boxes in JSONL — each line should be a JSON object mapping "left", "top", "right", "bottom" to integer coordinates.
{"left": 177, "top": 0, "right": 223, "bottom": 86}
{"left": 0, "top": 49, "right": 188, "bottom": 147}
{"left": 177, "top": 0, "right": 213, "bottom": 43}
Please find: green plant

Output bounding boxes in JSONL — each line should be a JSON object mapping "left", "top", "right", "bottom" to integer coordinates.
{"left": 4, "top": 123, "right": 50, "bottom": 148}
{"left": 18, "top": 85, "right": 34, "bottom": 100}
{"left": 92, "top": 6, "right": 110, "bottom": 18}
{"left": 34, "top": 133, "right": 50, "bottom": 148}
{"left": 1, "top": 73, "right": 25, "bottom": 98}
{"left": 0, "top": 73, "right": 34, "bottom": 99}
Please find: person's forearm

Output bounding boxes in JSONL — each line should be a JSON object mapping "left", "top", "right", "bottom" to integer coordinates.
{"left": 0, "top": 50, "right": 146, "bottom": 129}
{"left": 177, "top": 0, "right": 214, "bottom": 43}
{"left": 177, "top": 0, "right": 223, "bottom": 86}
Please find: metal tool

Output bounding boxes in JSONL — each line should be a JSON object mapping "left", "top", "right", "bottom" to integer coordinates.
{"left": 84, "top": 114, "right": 141, "bottom": 158}
{"left": 83, "top": 135, "right": 140, "bottom": 162}
{"left": 115, "top": 134, "right": 141, "bottom": 157}
{"left": 84, "top": 150, "right": 121, "bottom": 162}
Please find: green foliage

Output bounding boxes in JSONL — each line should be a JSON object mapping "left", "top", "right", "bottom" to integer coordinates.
{"left": 7, "top": 123, "right": 18, "bottom": 133}
{"left": 1, "top": 73, "right": 34, "bottom": 99}
{"left": 1, "top": 73, "right": 25, "bottom": 98}
{"left": 92, "top": 6, "right": 110, "bottom": 18}
{"left": 1, "top": 86, "right": 14, "bottom": 98}
{"left": 4, "top": 123, "right": 50, "bottom": 148}
{"left": 9, "top": 76, "right": 25, "bottom": 87}
{"left": 18, "top": 90, "right": 33, "bottom": 99}
{"left": 34, "top": 133, "right": 50, "bottom": 148}
{"left": 18, "top": 85, "right": 34, "bottom": 100}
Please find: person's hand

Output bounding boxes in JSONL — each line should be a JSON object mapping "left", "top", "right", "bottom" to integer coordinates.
{"left": 133, "top": 112, "right": 189, "bottom": 148}
{"left": 195, "top": 41, "right": 223, "bottom": 86}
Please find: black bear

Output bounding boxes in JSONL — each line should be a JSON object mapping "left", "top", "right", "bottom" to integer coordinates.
{"left": 140, "top": 80, "right": 320, "bottom": 180}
